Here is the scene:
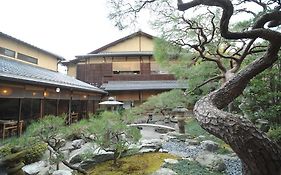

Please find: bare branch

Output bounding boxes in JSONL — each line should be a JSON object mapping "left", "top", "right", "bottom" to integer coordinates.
{"left": 185, "top": 75, "right": 224, "bottom": 95}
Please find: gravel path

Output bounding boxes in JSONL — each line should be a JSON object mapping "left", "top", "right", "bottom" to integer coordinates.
{"left": 140, "top": 125, "right": 242, "bottom": 175}
{"left": 162, "top": 140, "right": 243, "bottom": 175}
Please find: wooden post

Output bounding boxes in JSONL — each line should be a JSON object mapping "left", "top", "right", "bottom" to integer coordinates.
{"left": 17, "top": 98, "right": 22, "bottom": 137}
{"left": 86, "top": 100, "right": 89, "bottom": 119}
{"left": 68, "top": 91, "right": 72, "bottom": 124}
{"left": 40, "top": 99, "right": 44, "bottom": 119}
{"left": 56, "top": 99, "right": 59, "bottom": 116}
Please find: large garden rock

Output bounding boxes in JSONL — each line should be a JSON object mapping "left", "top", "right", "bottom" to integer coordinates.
{"left": 152, "top": 168, "right": 177, "bottom": 175}
{"left": 139, "top": 139, "right": 162, "bottom": 153}
{"left": 52, "top": 170, "right": 72, "bottom": 175}
{"left": 200, "top": 140, "right": 219, "bottom": 152}
{"left": 80, "top": 153, "right": 114, "bottom": 170}
{"left": 68, "top": 142, "right": 95, "bottom": 164}
{"left": 72, "top": 139, "right": 85, "bottom": 149}
{"left": 195, "top": 151, "right": 226, "bottom": 172}
{"left": 22, "top": 161, "right": 47, "bottom": 175}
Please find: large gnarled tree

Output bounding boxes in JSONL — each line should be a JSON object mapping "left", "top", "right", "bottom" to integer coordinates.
{"left": 107, "top": 0, "right": 281, "bottom": 174}
{"left": 177, "top": 1, "right": 281, "bottom": 174}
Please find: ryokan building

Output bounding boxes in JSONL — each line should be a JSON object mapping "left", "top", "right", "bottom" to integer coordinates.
{"left": 64, "top": 31, "right": 187, "bottom": 108}
{"left": 0, "top": 32, "right": 106, "bottom": 137}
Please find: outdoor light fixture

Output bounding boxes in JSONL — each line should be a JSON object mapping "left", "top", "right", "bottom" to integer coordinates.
{"left": 83, "top": 95, "right": 87, "bottom": 99}
{"left": 32, "top": 92, "right": 37, "bottom": 96}
{"left": 43, "top": 91, "right": 48, "bottom": 97}
{"left": 56, "top": 87, "right": 60, "bottom": 93}
{"left": 0, "top": 88, "right": 12, "bottom": 96}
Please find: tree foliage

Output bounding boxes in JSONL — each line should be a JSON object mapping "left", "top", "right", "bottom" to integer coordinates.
{"left": 88, "top": 111, "right": 141, "bottom": 165}
{"left": 132, "top": 89, "right": 190, "bottom": 116}
{"left": 241, "top": 57, "right": 281, "bottom": 124}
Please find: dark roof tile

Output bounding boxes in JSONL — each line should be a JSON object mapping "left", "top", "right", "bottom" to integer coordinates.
{"left": 0, "top": 57, "right": 106, "bottom": 94}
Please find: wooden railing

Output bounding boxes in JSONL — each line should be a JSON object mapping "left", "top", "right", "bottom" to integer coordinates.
{"left": 102, "top": 74, "right": 176, "bottom": 83}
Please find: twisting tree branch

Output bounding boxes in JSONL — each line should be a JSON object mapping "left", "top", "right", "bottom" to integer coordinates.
{"left": 185, "top": 75, "right": 224, "bottom": 95}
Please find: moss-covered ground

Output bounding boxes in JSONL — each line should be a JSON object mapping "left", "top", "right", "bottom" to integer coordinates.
{"left": 87, "top": 152, "right": 178, "bottom": 175}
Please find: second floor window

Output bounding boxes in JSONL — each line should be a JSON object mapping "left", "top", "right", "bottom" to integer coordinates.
{"left": 0, "top": 47, "right": 16, "bottom": 58}
{"left": 17, "top": 53, "right": 38, "bottom": 64}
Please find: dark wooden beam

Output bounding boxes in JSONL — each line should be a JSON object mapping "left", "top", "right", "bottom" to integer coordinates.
{"left": 56, "top": 99, "right": 59, "bottom": 116}
{"left": 68, "top": 91, "right": 73, "bottom": 125}
{"left": 17, "top": 98, "right": 22, "bottom": 137}
{"left": 40, "top": 99, "right": 44, "bottom": 119}
{"left": 86, "top": 100, "right": 89, "bottom": 119}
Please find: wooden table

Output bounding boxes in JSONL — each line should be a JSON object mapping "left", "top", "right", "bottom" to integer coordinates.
{"left": 0, "top": 120, "right": 23, "bottom": 140}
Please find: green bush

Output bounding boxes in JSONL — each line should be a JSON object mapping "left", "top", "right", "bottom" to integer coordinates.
{"left": 268, "top": 126, "right": 281, "bottom": 145}
{"left": 24, "top": 142, "right": 48, "bottom": 164}
{"left": 0, "top": 144, "right": 12, "bottom": 158}
{"left": 0, "top": 142, "right": 47, "bottom": 164}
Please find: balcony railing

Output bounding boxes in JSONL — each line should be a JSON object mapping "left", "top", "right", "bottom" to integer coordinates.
{"left": 102, "top": 74, "right": 176, "bottom": 83}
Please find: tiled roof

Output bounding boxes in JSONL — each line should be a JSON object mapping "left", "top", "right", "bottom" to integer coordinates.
{"left": 101, "top": 80, "right": 188, "bottom": 91}
{"left": 0, "top": 57, "right": 106, "bottom": 93}
{"left": 0, "top": 32, "right": 65, "bottom": 61}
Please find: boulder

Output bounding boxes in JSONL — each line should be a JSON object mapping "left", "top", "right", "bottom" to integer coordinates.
{"left": 52, "top": 170, "right": 72, "bottom": 175}
{"left": 71, "top": 139, "right": 85, "bottom": 149}
{"left": 80, "top": 153, "right": 114, "bottom": 170}
{"left": 22, "top": 161, "right": 47, "bottom": 175}
{"left": 68, "top": 142, "right": 95, "bottom": 163}
{"left": 152, "top": 168, "right": 177, "bottom": 175}
{"left": 195, "top": 151, "right": 226, "bottom": 172}
{"left": 69, "top": 154, "right": 83, "bottom": 164}
{"left": 200, "top": 140, "right": 219, "bottom": 152}
{"left": 159, "top": 148, "right": 169, "bottom": 153}
{"left": 139, "top": 148, "right": 157, "bottom": 153}
{"left": 139, "top": 139, "right": 162, "bottom": 153}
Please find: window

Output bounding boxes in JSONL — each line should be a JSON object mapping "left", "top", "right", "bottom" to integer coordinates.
{"left": 17, "top": 53, "right": 38, "bottom": 64}
{"left": 0, "top": 47, "right": 16, "bottom": 58}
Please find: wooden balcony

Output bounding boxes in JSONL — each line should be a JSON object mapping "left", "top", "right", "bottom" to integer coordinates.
{"left": 102, "top": 74, "right": 176, "bottom": 83}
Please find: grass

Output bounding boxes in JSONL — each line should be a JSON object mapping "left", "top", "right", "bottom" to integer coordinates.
{"left": 164, "top": 159, "right": 225, "bottom": 175}
{"left": 87, "top": 152, "right": 178, "bottom": 175}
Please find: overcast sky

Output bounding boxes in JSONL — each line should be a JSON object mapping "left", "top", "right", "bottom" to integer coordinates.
{"left": 0, "top": 0, "right": 154, "bottom": 61}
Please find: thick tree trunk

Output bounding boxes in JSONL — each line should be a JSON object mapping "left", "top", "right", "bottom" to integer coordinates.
{"left": 177, "top": 1, "right": 281, "bottom": 174}
{"left": 193, "top": 43, "right": 281, "bottom": 175}
{"left": 194, "top": 93, "right": 281, "bottom": 175}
